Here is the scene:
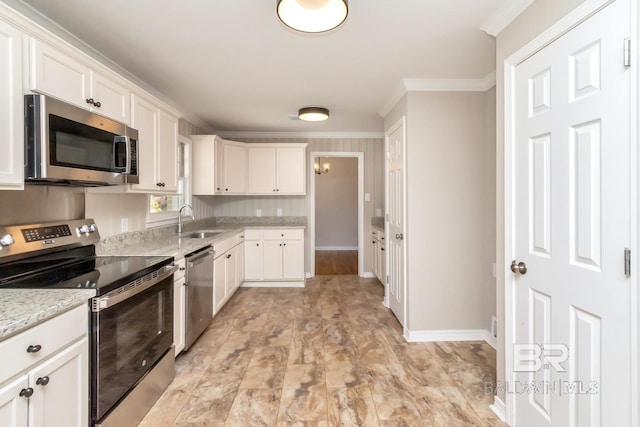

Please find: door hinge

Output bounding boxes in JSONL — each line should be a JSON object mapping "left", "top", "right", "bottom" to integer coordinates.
{"left": 624, "top": 38, "right": 631, "bottom": 67}
{"left": 625, "top": 248, "right": 631, "bottom": 276}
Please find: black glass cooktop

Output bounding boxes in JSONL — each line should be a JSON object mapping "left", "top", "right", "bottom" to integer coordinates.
{"left": 0, "top": 246, "right": 173, "bottom": 296}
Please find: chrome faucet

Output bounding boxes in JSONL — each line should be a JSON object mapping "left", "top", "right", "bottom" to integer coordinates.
{"left": 178, "top": 204, "right": 195, "bottom": 235}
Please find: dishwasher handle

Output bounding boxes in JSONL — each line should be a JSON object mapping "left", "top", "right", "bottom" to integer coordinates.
{"left": 186, "top": 247, "right": 215, "bottom": 267}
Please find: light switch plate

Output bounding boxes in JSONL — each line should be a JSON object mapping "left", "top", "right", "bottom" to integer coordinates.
{"left": 277, "top": 208, "right": 283, "bottom": 216}
{"left": 365, "top": 193, "right": 371, "bottom": 202}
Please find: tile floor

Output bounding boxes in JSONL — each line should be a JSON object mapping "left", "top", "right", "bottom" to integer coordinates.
{"left": 140, "top": 276, "right": 504, "bottom": 426}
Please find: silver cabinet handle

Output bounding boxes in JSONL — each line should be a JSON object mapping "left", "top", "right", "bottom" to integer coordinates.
{"left": 510, "top": 260, "right": 528, "bottom": 275}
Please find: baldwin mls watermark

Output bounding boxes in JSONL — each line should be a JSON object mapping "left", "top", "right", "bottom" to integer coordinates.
{"left": 483, "top": 343, "right": 600, "bottom": 396}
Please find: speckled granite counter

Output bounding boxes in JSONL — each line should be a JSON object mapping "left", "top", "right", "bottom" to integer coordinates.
{"left": 97, "top": 216, "right": 306, "bottom": 259}
{"left": 0, "top": 289, "right": 95, "bottom": 342}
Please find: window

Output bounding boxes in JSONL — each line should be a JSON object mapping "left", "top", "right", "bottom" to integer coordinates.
{"left": 147, "top": 136, "right": 191, "bottom": 226}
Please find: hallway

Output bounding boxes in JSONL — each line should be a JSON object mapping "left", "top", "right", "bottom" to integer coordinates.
{"left": 140, "top": 276, "right": 502, "bottom": 426}
{"left": 315, "top": 250, "right": 358, "bottom": 275}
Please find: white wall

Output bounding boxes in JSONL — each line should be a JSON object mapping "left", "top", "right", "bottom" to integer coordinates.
{"left": 315, "top": 157, "right": 358, "bottom": 249}
{"left": 494, "top": 0, "right": 588, "bottom": 405}
{"left": 384, "top": 90, "right": 494, "bottom": 334}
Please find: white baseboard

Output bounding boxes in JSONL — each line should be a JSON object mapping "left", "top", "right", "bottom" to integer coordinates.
{"left": 361, "top": 272, "right": 376, "bottom": 278}
{"left": 315, "top": 246, "right": 358, "bottom": 250}
{"left": 490, "top": 396, "right": 506, "bottom": 423}
{"left": 305, "top": 272, "right": 312, "bottom": 278}
{"left": 241, "top": 281, "right": 305, "bottom": 288}
{"left": 404, "top": 328, "right": 495, "bottom": 345}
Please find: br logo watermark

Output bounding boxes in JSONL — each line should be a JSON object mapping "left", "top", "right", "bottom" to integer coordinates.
{"left": 513, "top": 343, "right": 569, "bottom": 372}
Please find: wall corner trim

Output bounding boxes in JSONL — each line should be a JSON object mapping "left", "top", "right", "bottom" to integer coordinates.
{"left": 480, "top": 0, "right": 535, "bottom": 37}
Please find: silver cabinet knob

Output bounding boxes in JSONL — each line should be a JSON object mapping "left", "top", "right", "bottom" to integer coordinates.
{"left": 395, "top": 233, "right": 403, "bottom": 240}
{"left": 510, "top": 260, "right": 528, "bottom": 275}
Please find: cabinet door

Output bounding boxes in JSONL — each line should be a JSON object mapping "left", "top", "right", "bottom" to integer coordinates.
{"left": 222, "top": 143, "right": 247, "bottom": 194}
{"left": 244, "top": 240, "right": 263, "bottom": 280}
{"left": 282, "top": 239, "right": 304, "bottom": 280}
{"left": 263, "top": 241, "right": 283, "bottom": 280}
{"left": 0, "top": 21, "right": 23, "bottom": 190}
{"left": 90, "top": 71, "right": 131, "bottom": 124}
{"left": 28, "top": 338, "right": 88, "bottom": 427}
{"left": 247, "top": 147, "right": 276, "bottom": 194}
{"left": 276, "top": 147, "right": 306, "bottom": 194}
{"left": 192, "top": 135, "right": 217, "bottom": 195}
{"left": 236, "top": 240, "right": 245, "bottom": 285}
{"left": 226, "top": 249, "right": 238, "bottom": 296}
{"left": 30, "top": 38, "right": 90, "bottom": 110}
{"left": 213, "top": 255, "right": 227, "bottom": 315}
{"left": 130, "top": 94, "right": 158, "bottom": 191}
{"left": 0, "top": 375, "right": 28, "bottom": 427}
{"left": 371, "top": 239, "right": 378, "bottom": 279}
{"left": 173, "top": 276, "right": 186, "bottom": 356}
{"left": 157, "top": 109, "right": 179, "bottom": 192}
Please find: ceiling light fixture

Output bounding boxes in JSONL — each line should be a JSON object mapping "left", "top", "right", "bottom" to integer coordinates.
{"left": 277, "top": 0, "right": 348, "bottom": 33}
{"left": 298, "top": 106, "right": 329, "bottom": 122}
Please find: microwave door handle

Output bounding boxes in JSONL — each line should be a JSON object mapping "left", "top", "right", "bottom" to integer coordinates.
{"left": 114, "top": 136, "right": 131, "bottom": 175}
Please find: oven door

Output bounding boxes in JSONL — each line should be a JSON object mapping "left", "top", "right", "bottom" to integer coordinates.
{"left": 91, "top": 265, "right": 175, "bottom": 422}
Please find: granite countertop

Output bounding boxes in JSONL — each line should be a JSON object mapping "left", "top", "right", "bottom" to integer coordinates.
{"left": 98, "top": 221, "right": 306, "bottom": 259}
{"left": 0, "top": 289, "right": 95, "bottom": 342}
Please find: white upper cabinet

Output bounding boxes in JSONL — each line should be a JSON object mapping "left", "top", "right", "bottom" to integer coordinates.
{"left": 222, "top": 141, "right": 247, "bottom": 194}
{"left": 276, "top": 146, "right": 306, "bottom": 194}
{"left": 192, "top": 135, "right": 223, "bottom": 195}
{"left": 0, "top": 19, "right": 23, "bottom": 190}
{"left": 247, "top": 145, "right": 306, "bottom": 195}
{"left": 247, "top": 147, "right": 277, "bottom": 194}
{"left": 30, "top": 38, "right": 131, "bottom": 124}
{"left": 130, "top": 93, "right": 178, "bottom": 193}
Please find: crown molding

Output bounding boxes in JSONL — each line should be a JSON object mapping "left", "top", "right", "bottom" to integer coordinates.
{"left": 378, "top": 71, "right": 496, "bottom": 118}
{"left": 216, "top": 131, "right": 385, "bottom": 140}
{"left": 480, "top": 0, "right": 535, "bottom": 37}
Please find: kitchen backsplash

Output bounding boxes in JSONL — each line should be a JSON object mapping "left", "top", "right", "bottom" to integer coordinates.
{"left": 0, "top": 185, "right": 85, "bottom": 226}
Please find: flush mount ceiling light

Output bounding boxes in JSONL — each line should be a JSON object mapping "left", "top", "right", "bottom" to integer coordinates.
{"left": 277, "top": 0, "right": 348, "bottom": 33}
{"left": 298, "top": 106, "right": 329, "bottom": 122}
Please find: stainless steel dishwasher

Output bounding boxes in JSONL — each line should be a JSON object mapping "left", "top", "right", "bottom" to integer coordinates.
{"left": 184, "top": 245, "right": 215, "bottom": 351}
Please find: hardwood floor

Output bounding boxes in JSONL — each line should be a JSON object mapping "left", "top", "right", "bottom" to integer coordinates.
{"left": 315, "top": 250, "right": 358, "bottom": 275}
{"left": 140, "top": 276, "right": 504, "bottom": 426}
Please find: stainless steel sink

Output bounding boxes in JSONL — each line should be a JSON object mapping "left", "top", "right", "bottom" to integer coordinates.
{"left": 180, "top": 230, "right": 224, "bottom": 239}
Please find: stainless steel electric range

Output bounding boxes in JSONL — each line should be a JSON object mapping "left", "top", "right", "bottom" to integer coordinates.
{"left": 0, "top": 219, "right": 176, "bottom": 427}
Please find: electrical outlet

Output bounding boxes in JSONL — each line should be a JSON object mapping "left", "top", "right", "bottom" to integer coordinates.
{"left": 376, "top": 208, "right": 382, "bottom": 217}
{"left": 256, "top": 209, "right": 262, "bottom": 217}
{"left": 276, "top": 208, "right": 283, "bottom": 216}
{"left": 121, "top": 218, "right": 129, "bottom": 232}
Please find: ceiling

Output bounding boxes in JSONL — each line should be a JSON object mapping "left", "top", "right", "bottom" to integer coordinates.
{"left": 13, "top": 0, "right": 505, "bottom": 134}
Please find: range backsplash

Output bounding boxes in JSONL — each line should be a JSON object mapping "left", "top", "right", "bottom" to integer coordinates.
{"left": 0, "top": 185, "right": 85, "bottom": 226}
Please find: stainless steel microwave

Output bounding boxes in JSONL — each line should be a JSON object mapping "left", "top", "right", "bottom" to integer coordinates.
{"left": 24, "top": 94, "right": 139, "bottom": 186}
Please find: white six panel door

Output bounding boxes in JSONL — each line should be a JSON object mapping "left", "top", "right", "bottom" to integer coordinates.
{"left": 386, "top": 118, "right": 406, "bottom": 325}
{"left": 513, "top": 0, "right": 631, "bottom": 425}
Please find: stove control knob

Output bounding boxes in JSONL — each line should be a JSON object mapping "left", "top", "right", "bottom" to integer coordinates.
{"left": 77, "top": 225, "right": 89, "bottom": 235}
{"left": 88, "top": 224, "right": 97, "bottom": 233}
{"left": 0, "top": 234, "right": 14, "bottom": 248}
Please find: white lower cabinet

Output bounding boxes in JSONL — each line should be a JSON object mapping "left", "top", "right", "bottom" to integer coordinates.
{"left": 213, "top": 232, "right": 245, "bottom": 315}
{"left": 173, "top": 258, "right": 186, "bottom": 357}
{"left": 0, "top": 305, "right": 88, "bottom": 427}
{"left": 243, "top": 228, "right": 305, "bottom": 284}
{"left": 371, "top": 229, "right": 385, "bottom": 284}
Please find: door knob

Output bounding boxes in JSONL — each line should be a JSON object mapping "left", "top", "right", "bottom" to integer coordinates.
{"left": 395, "top": 233, "right": 403, "bottom": 240}
{"left": 510, "top": 260, "right": 527, "bottom": 275}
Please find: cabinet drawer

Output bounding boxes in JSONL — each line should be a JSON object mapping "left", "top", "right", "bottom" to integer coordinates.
{"left": 0, "top": 304, "right": 87, "bottom": 384}
{"left": 263, "top": 229, "right": 303, "bottom": 240}
{"left": 243, "top": 230, "right": 262, "bottom": 240}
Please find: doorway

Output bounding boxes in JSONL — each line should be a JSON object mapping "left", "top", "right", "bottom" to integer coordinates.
{"left": 309, "top": 152, "right": 364, "bottom": 277}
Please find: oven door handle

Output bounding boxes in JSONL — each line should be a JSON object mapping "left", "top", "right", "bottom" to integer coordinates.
{"left": 91, "top": 264, "right": 178, "bottom": 312}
